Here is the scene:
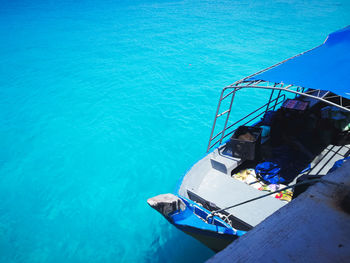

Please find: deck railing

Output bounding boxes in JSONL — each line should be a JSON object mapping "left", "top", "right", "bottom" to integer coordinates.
{"left": 207, "top": 88, "right": 286, "bottom": 152}
{"left": 207, "top": 76, "right": 350, "bottom": 153}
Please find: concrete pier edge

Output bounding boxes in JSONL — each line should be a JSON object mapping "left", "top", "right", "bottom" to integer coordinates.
{"left": 207, "top": 161, "right": 350, "bottom": 262}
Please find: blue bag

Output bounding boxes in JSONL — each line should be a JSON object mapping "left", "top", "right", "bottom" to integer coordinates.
{"left": 328, "top": 157, "right": 350, "bottom": 174}
{"left": 255, "top": 162, "right": 285, "bottom": 184}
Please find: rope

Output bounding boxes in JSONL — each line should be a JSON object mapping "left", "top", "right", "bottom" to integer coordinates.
{"left": 206, "top": 178, "right": 345, "bottom": 222}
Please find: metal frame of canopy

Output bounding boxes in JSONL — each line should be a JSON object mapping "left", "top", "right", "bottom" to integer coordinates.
{"left": 207, "top": 79, "right": 350, "bottom": 152}
{"left": 207, "top": 26, "right": 350, "bottom": 152}
{"left": 235, "top": 79, "right": 350, "bottom": 111}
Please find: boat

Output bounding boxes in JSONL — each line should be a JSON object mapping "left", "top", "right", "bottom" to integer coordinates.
{"left": 147, "top": 26, "right": 350, "bottom": 252}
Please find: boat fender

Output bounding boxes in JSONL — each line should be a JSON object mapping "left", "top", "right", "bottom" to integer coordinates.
{"left": 147, "top": 193, "right": 185, "bottom": 218}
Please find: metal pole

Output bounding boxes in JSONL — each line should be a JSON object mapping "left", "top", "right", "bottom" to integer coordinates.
{"left": 219, "top": 88, "right": 237, "bottom": 145}
{"left": 265, "top": 88, "right": 275, "bottom": 114}
{"left": 273, "top": 90, "right": 282, "bottom": 111}
{"left": 207, "top": 88, "right": 226, "bottom": 152}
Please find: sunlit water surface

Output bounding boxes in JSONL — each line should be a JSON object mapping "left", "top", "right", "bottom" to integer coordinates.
{"left": 0, "top": 0, "right": 349, "bottom": 262}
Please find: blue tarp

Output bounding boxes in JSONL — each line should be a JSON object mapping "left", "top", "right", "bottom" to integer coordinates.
{"left": 249, "top": 26, "right": 350, "bottom": 99}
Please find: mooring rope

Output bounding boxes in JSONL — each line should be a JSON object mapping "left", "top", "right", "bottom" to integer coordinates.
{"left": 206, "top": 178, "right": 345, "bottom": 222}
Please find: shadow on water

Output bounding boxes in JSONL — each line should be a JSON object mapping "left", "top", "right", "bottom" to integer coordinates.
{"left": 143, "top": 226, "right": 215, "bottom": 263}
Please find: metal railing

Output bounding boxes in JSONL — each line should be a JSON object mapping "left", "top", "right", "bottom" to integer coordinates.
{"left": 207, "top": 88, "right": 286, "bottom": 152}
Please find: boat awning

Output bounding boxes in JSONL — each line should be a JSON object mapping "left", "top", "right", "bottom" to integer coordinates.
{"left": 248, "top": 26, "right": 350, "bottom": 100}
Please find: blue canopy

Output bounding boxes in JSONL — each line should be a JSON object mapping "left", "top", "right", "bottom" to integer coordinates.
{"left": 249, "top": 26, "right": 350, "bottom": 99}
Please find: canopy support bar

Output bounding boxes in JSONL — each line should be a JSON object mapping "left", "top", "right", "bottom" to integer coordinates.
{"left": 207, "top": 79, "right": 349, "bottom": 152}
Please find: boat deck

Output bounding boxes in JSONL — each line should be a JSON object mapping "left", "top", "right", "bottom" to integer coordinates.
{"left": 180, "top": 141, "right": 350, "bottom": 229}
{"left": 194, "top": 166, "right": 286, "bottom": 227}
{"left": 306, "top": 144, "right": 350, "bottom": 176}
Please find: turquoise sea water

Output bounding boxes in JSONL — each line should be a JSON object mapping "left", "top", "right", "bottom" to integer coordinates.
{"left": 0, "top": 0, "right": 349, "bottom": 262}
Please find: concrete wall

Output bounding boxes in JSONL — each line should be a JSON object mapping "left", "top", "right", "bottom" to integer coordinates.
{"left": 208, "top": 161, "right": 350, "bottom": 263}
